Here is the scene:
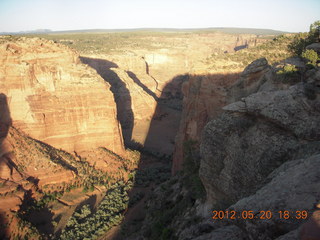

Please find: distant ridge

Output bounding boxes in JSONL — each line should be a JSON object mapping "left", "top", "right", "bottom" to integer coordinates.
{"left": 0, "top": 29, "right": 52, "bottom": 35}
{"left": 1, "top": 27, "right": 288, "bottom": 36}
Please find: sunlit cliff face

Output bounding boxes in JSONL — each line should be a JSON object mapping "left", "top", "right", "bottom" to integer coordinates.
{"left": 0, "top": 38, "right": 124, "bottom": 155}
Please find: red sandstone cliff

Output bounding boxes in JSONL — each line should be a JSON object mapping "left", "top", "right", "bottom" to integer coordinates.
{"left": 0, "top": 37, "right": 124, "bottom": 155}
{"left": 172, "top": 73, "right": 239, "bottom": 174}
{"left": 0, "top": 37, "right": 133, "bottom": 238}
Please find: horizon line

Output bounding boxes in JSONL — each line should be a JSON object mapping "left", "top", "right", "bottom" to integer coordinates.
{"left": 0, "top": 26, "right": 295, "bottom": 35}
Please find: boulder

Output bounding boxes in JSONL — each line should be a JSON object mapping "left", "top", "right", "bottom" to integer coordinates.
{"left": 306, "top": 43, "right": 320, "bottom": 54}
{"left": 229, "top": 154, "right": 320, "bottom": 240}
{"left": 228, "top": 58, "right": 272, "bottom": 102}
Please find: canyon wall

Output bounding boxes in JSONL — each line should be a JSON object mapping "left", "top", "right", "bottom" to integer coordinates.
{"left": 0, "top": 37, "right": 145, "bottom": 238}
{"left": 78, "top": 33, "right": 264, "bottom": 157}
{"left": 80, "top": 54, "right": 183, "bottom": 155}
{"left": 172, "top": 73, "right": 239, "bottom": 173}
{"left": 171, "top": 58, "right": 273, "bottom": 174}
{"left": 0, "top": 37, "right": 124, "bottom": 155}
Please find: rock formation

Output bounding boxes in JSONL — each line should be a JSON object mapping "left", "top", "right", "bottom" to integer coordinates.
{"left": 172, "top": 73, "right": 239, "bottom": 174}
{"left": 229, "top": 154, "right": 320, "bottom": 240}
{"left": 0, "top": 37, "right": 124, "bottom": 155}
{"left": 228, "top": 57, "right": 273, "bottom": 102}
{"left": 76, "top": 33, "right": 266, "bottom": 158}
{"left": 0, "top": 37, "right": 141, "bottom": 239}
{"left": 200, "top": 77, "right": 320, "bottom": 207}
{"left": 306, "top": 42, "right": 320, "bottom": 54}
{"left": 172, "top": 57, "right": 274, "bottom": 174}
{"left": 80, "top": 55, "right": 183, "bottom": 155}
{"left": 80, "top": 55, "right": 158, "bottom": 147}
{"left": 195, "top": 63, "right": 320, "bottom": 238}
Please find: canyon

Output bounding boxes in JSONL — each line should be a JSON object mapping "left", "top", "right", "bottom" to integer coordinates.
{"left": 0, "top": 27, "right": 319, "bottom": 240}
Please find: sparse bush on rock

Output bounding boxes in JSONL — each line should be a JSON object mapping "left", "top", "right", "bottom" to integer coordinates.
{"left": 302, "top": 49, "right": 319, "bottom": 67}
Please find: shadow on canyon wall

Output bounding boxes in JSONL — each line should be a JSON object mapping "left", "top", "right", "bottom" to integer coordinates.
{"left": 0, "top": 93, "right": 12, "bottom": 155}
{"left": 0, "top": 94, "right": 56, "bottom": 238}
{"left": 0, "top": 93, "right": 12, "bottom": 239}
{"left": 80, "top": 57, "right": 135, "bottom": 147}
{"left": 80, "top": 57, "right": 251, "bottom": 239}
{"left": 79, "top": 57, "right": 184, "bottom": 239}
{"left": 80, "top": 56, "right": 184, "bottom": 152}
{"left": 114, "top": 71, "right": 243, "bottom": 239}
{"left": 127, "top": 71, "right": 158, "bottom": 101}
{"left": 142, "top": 74, "right": 187, "bottom": 156}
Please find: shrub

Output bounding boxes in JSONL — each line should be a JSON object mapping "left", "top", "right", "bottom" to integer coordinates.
{"left": 182, "top": 140, "right": 205, "bottom": 200}
{"left": 276, "top": 64, "right": 300, "bottom": 84}
{"left": 302, "top": 49, "right": 319, "bottom": 67}
{"left": 309, "top": 20, "right": 320, "bottom": 43}
{"left": 288, "top": 20, "right": 320, "bottom": 55}
{"left": 277, "top": 64, "right": 298, "bottom": 75}
{"left": 288, "top": 33, "right": 308, "bottom": 55}
{"left": 129, "top": 192, "right": 145, "bottom": 207}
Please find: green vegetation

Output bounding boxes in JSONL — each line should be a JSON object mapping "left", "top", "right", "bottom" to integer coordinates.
{"left": 134, "top": 165, "right": 171, "bottom": 187}
{"left": 18, "top": 191, "right": 57, "bottom": 217}
{"left": 277, "top": 64, "right": 298, "bottom": 75}
{"left": 9, "top": 131, "right": 141, "bottom": 239}
{"left": 141, "top": 140, "right": 206, "bottom": 240}
{"left": 14, "top": 218, "right": 42, "bottom": 240}
{"left": 32, "top": 138, "right": 137, "bottom": 194}
{"left": 276, "top": 64, "right": 300, "bottom": 84}
{"left": 182, "top": 140, "right": 205, "bottom": 199}
{"left": 128, "top": 191, "right": 145, "bottom": 207}
{"left": 59, "top": 181, "right": 130, "bottom": 240}
{"left": 288, "top": 20, "right": 320, "bottom": 55}
{"left": 24, "top": 31, "right": 182, "bottom": 54}
{"left": 302, "top": 49, "right": 319, "bottom": 67}
{"left": 288, "top": 32, "right": 310, "bottom": 56}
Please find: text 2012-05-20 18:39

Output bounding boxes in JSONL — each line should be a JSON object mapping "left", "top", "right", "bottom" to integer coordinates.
{"left": 212, "top": 210, "right": 308, "bottom": 220}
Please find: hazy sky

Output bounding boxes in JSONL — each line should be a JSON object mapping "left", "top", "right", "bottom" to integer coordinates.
{"left": 0, "top": 0, "right": 319, "bottom": 32}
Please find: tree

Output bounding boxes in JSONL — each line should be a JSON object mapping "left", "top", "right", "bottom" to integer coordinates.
{"left": 309, "top": 20, "right": 320, "bottom": 42}
{"left": 288, "top": 20, "right": 320, "bottom": 55}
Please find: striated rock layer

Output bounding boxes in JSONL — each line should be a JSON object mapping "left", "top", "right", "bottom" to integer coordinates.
{"left": 0, "top": 37, "right": 124, "bottom": 155}
{"left": 81, "top": 55, "right": 182, "bottom": 155}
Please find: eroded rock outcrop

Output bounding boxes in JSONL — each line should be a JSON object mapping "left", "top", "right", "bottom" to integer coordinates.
{"left": 0, "top": 37, "right": 124, "bottom": 155}
{"left": 193, "top": 64, "right": 320, "bottom": 238}
{"left": 200, "top": 82, "right": 320, "bottom": 208}
{"left": 228, "top": 57, "right": 273, "bottom": 102}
